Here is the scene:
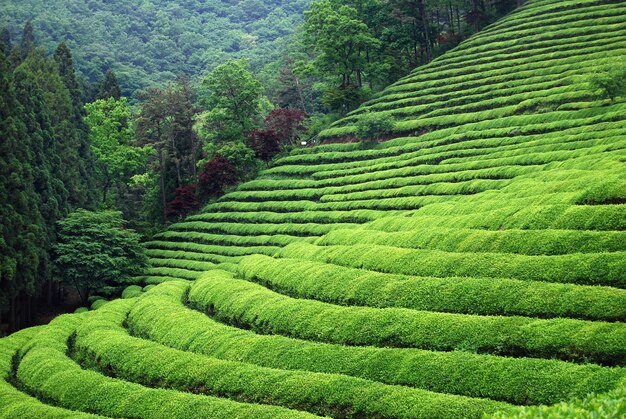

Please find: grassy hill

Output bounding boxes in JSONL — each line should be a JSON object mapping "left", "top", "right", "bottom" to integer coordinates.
{"left": 2, "top": 0, "right": 626, "bottom": 417}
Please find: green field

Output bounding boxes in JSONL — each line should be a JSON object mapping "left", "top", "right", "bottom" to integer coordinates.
{"left": 2, "top": 0, "right": 626, "bottom": 417}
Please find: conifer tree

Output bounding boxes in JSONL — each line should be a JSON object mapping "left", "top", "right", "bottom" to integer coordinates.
{"left": 54, "top": 42, "right": 82, "bottom": 120}
{"left": 98, "top": 69, "right": 122, "bottom": 100}
{"left": 0, "top": 28, "right": 10, "bottom": 55}
{"left": 0, "top": 51, "right": 43, "bottom": 329}
{"left": 54, "top": 42, "right": 98, "bottom": 208}
{"left": 19, "top": 21, "right": 35, "bottom": 59}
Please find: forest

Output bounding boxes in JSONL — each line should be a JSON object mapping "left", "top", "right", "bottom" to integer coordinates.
{"left": 2, "top": 0, "right": 625, "bottom": 417}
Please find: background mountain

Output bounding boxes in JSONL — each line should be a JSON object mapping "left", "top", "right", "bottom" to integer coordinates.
{"left": 0, "top": 0, "right": 310, "bottom": 95}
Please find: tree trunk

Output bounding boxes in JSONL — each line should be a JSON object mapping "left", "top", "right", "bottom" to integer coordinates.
{"left": 448, "top": 2, "right": 455, "bottom": 35}
{"left": 159, "top": 148, "right": 167, "bottom": 222}
{"left": 418, "top": 0, "right": 432, "bottom": 62}
{"left": 295, "top": 76, "right": 308, "bottom": 114}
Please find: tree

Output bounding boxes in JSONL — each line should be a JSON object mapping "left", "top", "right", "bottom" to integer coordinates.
{"left": 277, "top": 56, "right": 310, "bottom": 112}
{"left": 85, "top": 97, "right": 152, "bottom": 205}
{"left": 0, "top": 50, "right": 44, "bottom": 330}
{"left": 590, "top": 67, "right": 626, "bottom": 103}
{"left": 54, "top": 42, "right": 98, "bottom": 208}
{"left": 54, "top": 42, "right": 83, "bottom": 119}
{"left": 98, "top": 69, "right": 122, "bottom": 100}
{"left": 248, "top": 128, "right": 282, "bottom": 161}
{"left": 0, "top": 28, "right": 11, "bottom": 55}
{"left": 198, "top": 155, "right": 238, "bottom": 198}
{"left": 166, "top": 184, "right": 199, "bottom": 219}
{"left": 264, "top": 108, "right": 308, "bottom": 147}
{"left": 54, "top": 209, "right": 147, "bottom": 305}
{"left": 20, "top": 21, "right": 35, "bottom": 59}
{"left": 136, "top": 77, "right": 201, "bottom": 222}
{"left": 200, "top": 60, "right": 263, "bottom": 144}
{"left": 302, "top": 1, "right": 380, "bottom": 112}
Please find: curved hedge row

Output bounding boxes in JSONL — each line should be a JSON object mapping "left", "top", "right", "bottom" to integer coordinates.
{"left": 15, "top": 311, "right": 316, "bottom": 419}
{"left": 0, "top": 328, "right": 98, "bottom": 418}
{"left": 277, "top": 243, "right": 626, "bottom": 288}
{"left": 128, "top": 282, "right": 625, "bottom": 406}
{"left": 74, "top": 299, "right": 512, "bottom": 418}
{"left": 187, "top": 271, "right": 626, "bottom": 364}
{"left": 238, "top": 255, "right": 626, "bottom": 321}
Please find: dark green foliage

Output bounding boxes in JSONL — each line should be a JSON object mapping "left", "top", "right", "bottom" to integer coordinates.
{"left": 54, "top": 210, "right": 147, "bottom": 304}
{"left": 19, "top": 21, "right": 34, "bottom": 59}
{"left": 0, "top": 51, "right": 44, "bottom": 314}
{"left": 136, "top": 77, "right": 201, "bottom": 223}
{"left": 0, "top": 28, "right": 10, "bottom": 55}
{"left": 0, "top": 1, "right": 310, "bottom": 96}
{"left": 0, "top": 36, "right": 97, "bottom": 329}
{"left": 97, "top": 70, "right": 121, "bottom": 100}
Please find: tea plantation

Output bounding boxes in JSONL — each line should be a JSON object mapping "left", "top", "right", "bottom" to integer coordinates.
{"left": 2, "top": 0, "right": 626, "bottom": 417}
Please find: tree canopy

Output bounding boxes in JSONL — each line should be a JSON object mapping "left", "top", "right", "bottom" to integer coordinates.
{"left": 53, "top": 209, "right": 147, "bottom": 304}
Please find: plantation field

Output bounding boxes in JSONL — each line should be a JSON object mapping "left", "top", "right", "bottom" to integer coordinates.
{"left": 2, "top": 0, "right": 626, "bottom": 417}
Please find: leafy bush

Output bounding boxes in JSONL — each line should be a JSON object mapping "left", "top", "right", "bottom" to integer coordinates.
{"left": 355, "top": 112, "right": 395, "bottom": 142}
{"left": 590, "top": 66, "right": 626, "bottom": 102}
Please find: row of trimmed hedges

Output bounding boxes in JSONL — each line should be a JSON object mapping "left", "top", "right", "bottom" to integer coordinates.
{"left": 238, "top": 255, "right": 626, "bottom": 321}
{"left": 368, "top": 203, "right": 626, "bottom": 232}
{"left": 15, "top": 310, "right": 315, "bottom": 419}
{"left": 0, "top": 327, "right": 96, "bottom": 418}
{"left": 74, "top": 300, "right": 512, "bottom": 418}
{"left": 317, "top": 226, "right": 626, "bottom": 255}
{"left": 187, "top": 271, "right": 626, "bottom": 364}
{"left": 128, "top": 281, "right": 625, "bottom": 406}
{"left": 278, "top": 242, "right": 626, "bottom": 288}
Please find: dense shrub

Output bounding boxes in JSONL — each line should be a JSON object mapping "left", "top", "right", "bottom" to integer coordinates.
{"left": 355, "top": 112, "right": 395, "bottom": 142}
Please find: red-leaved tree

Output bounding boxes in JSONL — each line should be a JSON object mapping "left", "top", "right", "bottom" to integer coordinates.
{"left": 264, "top": 108, "right": 308, "bottom": 147}
{"left": 166, "top": 184, "right": 200, "bottom": 219}
{"left": 248, "top": 128, "right": 281, "bottom": 162}
{"left": 198, "top": 155, "right": 238, "bottom": 198}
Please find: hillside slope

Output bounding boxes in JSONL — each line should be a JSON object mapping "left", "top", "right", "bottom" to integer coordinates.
{"left": 2, "top": 0, "right": 626, "bottom": 417}
{"left": 0, "top": 0, "right": 309, "bottom": 94}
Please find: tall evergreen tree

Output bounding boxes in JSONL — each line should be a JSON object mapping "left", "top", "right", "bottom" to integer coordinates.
{"left": 54, "top": 42, "right": 98, "bottom": 208}
{"left": 98, "top": 69, "right": 122, "bottom": 100}
{"left": 20, "top": 21, "right": 35, "bottom": 59}
{"left": 0, "top": 28, "right": 11, "bottom": 56}
{"left": 54, "top": 42, "right": 82, "bottom": 120}
{"left": 0, "top": 51, "right": 44, "bottom": 329}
